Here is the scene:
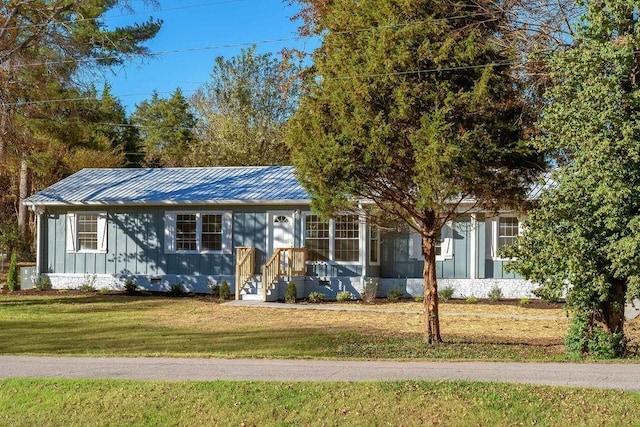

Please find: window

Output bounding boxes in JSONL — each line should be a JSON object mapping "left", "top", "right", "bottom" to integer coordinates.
{"left": 176, "top": 214, "right": 197, "bottom": 251}
{"left": 165, "top": 211, "right": 231, "bottom": 254}
{"left": 201, "top": 214, "right": 222, "bottom": 251}
{"left": 305, "top": 214, "right": 330, "bottom": 261}
{"left": 491, "top": 216, "right": 522, "bottom": 259}
{"left": 77, "top": 214, "right": 98, "bottom": 250}
{"left": 410, "top": 223, "right": 453, "bottom": 261}
{"left": 369, "top": 226, "right": 380, "bottom": 264}
{"left": 334, "top": 215, "right": 359, "bottom": 262}
{"left": 66, "top": 212, "right": 107, "bottom": 253}
{"left": 303, "top": 213, "right": 361, "bottom": 263}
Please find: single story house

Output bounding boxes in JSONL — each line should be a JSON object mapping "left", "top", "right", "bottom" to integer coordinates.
{"left": 23, "top": 166, "right": 537, "bottom": 300}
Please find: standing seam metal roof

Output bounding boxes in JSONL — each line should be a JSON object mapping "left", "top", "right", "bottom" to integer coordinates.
{"left": 24, "top": 166, "right": 310, "bottom": 206}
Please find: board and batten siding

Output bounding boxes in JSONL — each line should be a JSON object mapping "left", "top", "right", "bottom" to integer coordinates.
{"left": 379, "top": 217, "right": 472, "bottom": 279}
{"left": 44, "top": 207, "right": 273, "bottom": 277}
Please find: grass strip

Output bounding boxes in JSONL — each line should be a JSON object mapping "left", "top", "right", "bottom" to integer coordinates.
{"left": 0, "top": 378, "right": 638, "bottom": 426}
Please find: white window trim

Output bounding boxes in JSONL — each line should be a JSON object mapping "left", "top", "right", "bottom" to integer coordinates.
{"left": 491, "top": 215, "right": 522, "bottom": 261}
{"left": 410, "top": 222, "right": 454, "bottom": 261}
{"left": 302, "top": 212, "right": 363, "bottom": 265}
{"left": 164, "top": 211, "right": 232, "bottom": 254}
{"left": 66, "top": 212, "right": 108, "bottom": 254}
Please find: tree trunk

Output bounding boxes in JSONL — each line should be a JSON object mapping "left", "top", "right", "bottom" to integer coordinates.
{"left": 599, "top": 279, "right": 626, "bottom": 336}
{"left": 17, "top": 154, "right": 31, "bottom": 238}
{"left": 422, "top": 214, "right": 442, "bottom": 344}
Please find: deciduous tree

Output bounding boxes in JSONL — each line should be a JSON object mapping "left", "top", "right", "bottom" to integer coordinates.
{"left": 189, "top": 45, "right": 301, "bottom": 166}
{"left": 506, "top": 0, "right": 640, "bottom": 358}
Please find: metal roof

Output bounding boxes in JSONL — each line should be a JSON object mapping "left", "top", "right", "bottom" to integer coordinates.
{"left": 24, "top": 166, "right": 310, "bottom": 207}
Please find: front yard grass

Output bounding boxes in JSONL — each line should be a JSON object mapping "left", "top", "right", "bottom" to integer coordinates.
{"left": 0, "top": 293, "right": 607, "bottom": 360}
{"left": 1, "top": 378, "right": 639, "bottom": 426}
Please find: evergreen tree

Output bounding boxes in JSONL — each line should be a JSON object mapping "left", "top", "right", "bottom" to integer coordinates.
{"left": 131, "top": 89, "right": 197, "bottom": 167}
{"left": 287, "top": 0, "right": 544, "bottom": 343}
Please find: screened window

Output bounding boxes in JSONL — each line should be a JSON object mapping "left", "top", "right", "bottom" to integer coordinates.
{"left": 498, "top": 217, "right": 519, "bottom": 251}
{"left": 201, "top": 214, "right": 222, "bottom": 251}
{"left": 176, "top": 214, "right": 197, "bottom": 251}
{"left": 305, "top": 214, "right": 330, "bottom": 261}
{"left": 77, "top": 214, "right": 98, "bottom": 251}
{"left": 335, "top": 215, "right": 359, "bottom": 262}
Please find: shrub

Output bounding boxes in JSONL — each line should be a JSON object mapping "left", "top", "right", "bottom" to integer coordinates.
{"left": 488, "top": 286, "right": 503, "bottom": 302}
{"left": 519, "top": 298, "right": 531, "bottom": 306}
{"left": 438, "top": 286, "right": 454, "bottom": 301}
{"left": 208, "top": 279, "right": 219, "bottom": 298}
{"left": 336, "top": 291, "right": 353, "bottom": 302}
{"left": 465, "top": 296, "right": 478, "bottom": 304}
{"left": 99, "top": 287, "right": 110, "bottom": 294}
{"left": 285, "top": 282, "right": 297, "bottom": 303}
{"left": 219, "top": 280, "right": 231, "bottom": 300}
{"left": 78, "top": 283, "right": 96, "bottom": 292}
{"left": 414, "top": 296, "right": 424, "bottom": 303}
{"left": 123, "top": 278, "right": 138, "bottom": 295}
{"left": 362, "top": 279, "right": 378, "bottom": 303}
{"left": 6, "top": 250, "right": 19, "bottom": 291}
{"left": 34, "top": 275, "right": 52, "bottom": 291}
{"left": 78, "top": 275, "right": 97, "bottom": 292}
{"left": 168, "top": 281, "right": 185, "bottom": 296}
{"left": 565, "top": 315, "right": 626, "bottom": 359}
{"left": 308, "top": 291, "right": 325, "bottom": 303}
{"left": 387, "top": 286, "right": 403, "bottom": 301}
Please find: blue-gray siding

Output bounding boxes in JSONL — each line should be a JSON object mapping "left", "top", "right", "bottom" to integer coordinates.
{"left": 43, "top": 208, "right": 514, "bottom": 280}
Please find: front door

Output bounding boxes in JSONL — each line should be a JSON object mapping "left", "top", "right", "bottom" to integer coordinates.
{"left": 268, "top": 212, "right": 294, "bottom": 254}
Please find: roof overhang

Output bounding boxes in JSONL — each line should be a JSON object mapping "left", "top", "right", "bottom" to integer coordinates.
{"left": 25, "top": 199, "right": 311, "bottom": 209}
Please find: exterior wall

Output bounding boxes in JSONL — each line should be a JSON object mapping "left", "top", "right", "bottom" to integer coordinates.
{"left": 40, "top": 206, "right": 530, "bottom": 298}
{"left": 379, "top": 216, "right": 472, "bottom": 279}
{"left": 42, "top": 205, "right": 307, "bottom": 291}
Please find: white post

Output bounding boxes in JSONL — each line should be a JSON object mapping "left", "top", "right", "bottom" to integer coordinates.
{"left": 470, "top": 213, "right": 477, "bottom": 280}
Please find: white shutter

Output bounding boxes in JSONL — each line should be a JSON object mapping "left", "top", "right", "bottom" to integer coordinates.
{"left": 488, "top": 217, "right": 497, "bottom": 258}
{"left": 164, "top": 212, "right": 176, "bottom": 253}
{"left": 221, "top": 211, "right": 233, "bottom": 254}
{"left": 441, "top": 222, "right": 453, "bottom": 258}
{"left": 97, "top": 213, "right": 108, "bottom": 252}
{"left": 66, "top": 213, "right": 76, "bottom": 252}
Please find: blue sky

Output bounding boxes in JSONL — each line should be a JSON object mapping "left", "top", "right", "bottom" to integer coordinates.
{"left": 101, "top": 0, "right": 317, "bottom": 112}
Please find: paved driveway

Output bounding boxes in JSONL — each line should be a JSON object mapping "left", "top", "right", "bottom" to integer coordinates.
{"left": 1, "top": 356, "right": 639, "bottom": 391}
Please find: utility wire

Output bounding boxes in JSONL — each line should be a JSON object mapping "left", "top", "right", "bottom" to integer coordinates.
{"left": 0, "top": 58, "right": 522, "bottom": 108}
{"left": 3, "top": 12, "right": 495, "bottom": 70}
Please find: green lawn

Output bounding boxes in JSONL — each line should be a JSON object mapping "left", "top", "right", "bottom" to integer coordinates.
{"left": 1, "top": 378, "right": 638, "bottom": 426}
{"left": 1, "top": 293, "right": 639, "bottom": 426}
{"left": 0, "top": 293, "right": 577, "bottom": 360}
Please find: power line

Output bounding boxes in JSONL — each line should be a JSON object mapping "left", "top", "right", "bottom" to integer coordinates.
{"left": 4, "top": 12, "right": 495, "bottom": 70}
{"left": 0, "top": 59, "right": 522, "bottom": 108}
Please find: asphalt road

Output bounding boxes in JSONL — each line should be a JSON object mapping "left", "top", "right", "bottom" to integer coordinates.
{"left": 1, "top": 356, "right": 639, "bottom": 391}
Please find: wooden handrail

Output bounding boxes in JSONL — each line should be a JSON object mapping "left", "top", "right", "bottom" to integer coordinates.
{"left": 262, "top": 248, "right": 307, "bottom": 300}
{"left": 235, "top": 247, "right": 255, "bottom": 300}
